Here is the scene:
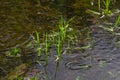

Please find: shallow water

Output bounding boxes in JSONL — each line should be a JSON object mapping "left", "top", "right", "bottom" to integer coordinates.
{"left": 0, "top": 0, "right": 120, "bottom": 80}
{"left": 32, "top": 19, "right": 120, "bottom": 80}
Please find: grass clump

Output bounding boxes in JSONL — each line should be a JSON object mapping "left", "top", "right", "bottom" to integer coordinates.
{"left": 58, "top": 17, "right": 67, "bottom": 41}
{"left": 28, "top": 16, "right": 79, "bottom": 62}
{"left": 103, "top": 0, "right": 111, "bottom": 15}
{"left": 97, "top": 0, "right": 111, "bottom": 15}
{"left": 5, "top": 48, "right": 21, "bottom": 57}
{"left": 88, "top": 0, "right": 112, "bottom": 17}
{"left": 10, "top": 48, "right": 21, "bottom": 56}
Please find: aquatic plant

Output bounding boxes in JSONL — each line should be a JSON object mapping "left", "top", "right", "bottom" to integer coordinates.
{"left": 26, "top": 17, "right": 77, "bottom": 62}
{"left": 55, "top": 17, "right": 66, "bottom": 60}
{"left": 56, "top": 16, "right": 76, "bottom": 60}
{"left": 58, "top": 16, "right": 67, "bottom": 41}
{"left": 114, "top": 14, "right": 120, "bottom": 28}
{"left": 5, "top": 48, "right": 21, "bottom": 57}
{"left": 95, "top": 0, "right": 112, "bottom": 16}
{"left": 44, "top": 33, "right": 50, "bottom": 60}
{"left": 103, "top": 0, "right": 111, "bottom": 15}
{"left": 15, "top": 76, "right": 23, "bottom": 80}
{"left": 98, "top": 0, "right": 101, "bottom": 11}
{"left": 35, "top": 31, "right": 40, "bottom": 45}
{"left": 35, "top": 31, "right": 41, "bottom": 56}
{"left": 10, "top": 48, "right": 21, "bottom": 56}
{"left": 58, "top": 16, "right": 75, "bottom": 41}
{"left": 56, "top": 37, "right": 62, "bottom": 61}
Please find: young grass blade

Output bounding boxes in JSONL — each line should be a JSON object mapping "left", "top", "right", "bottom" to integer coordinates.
{"left": 36, "top": 31, "right": 40, "bottom": 44}
{"left": 103, "top": 0, "right": 111, "bottom": 14}
{"left": 56, "top": 37, "right": 62, "bottom": 61}
{"left": 98, "top": 0, "right": 101, "bottom": 11}
{"left": 114, "top": 14, "right": 120, "bottom": 28}
{"left": 35, "top": 31, "right": 41, "bottom": 56}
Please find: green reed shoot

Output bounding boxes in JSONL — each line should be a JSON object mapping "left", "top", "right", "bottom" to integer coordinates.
{"left": 103, "top": 0, "right": 111, "bottom": 15}
{"left": 98, "top": 0, "right": 101, "bottom": 11}
{"left": 59, "top": 17, "right": 68, "bottom": 41}
{"left": 56, "top": 37, "right": 62, "bottom": 60}
{"left": 45, "top": 33, "right": 49, "bottom": 53}
{"left": 58, "top": 16, "right": 75, "bottom": 41}
{"left": 45, "top": 33, "right": 50, "bottom": 60}
{"left": 114, "top": 14, "right": 120, "bottom": 28}
{"left": 36, "top": 31, "right": 40, "bottom": 44}
{"left": 35, "top": 31, "right": 41, "bottom": 56}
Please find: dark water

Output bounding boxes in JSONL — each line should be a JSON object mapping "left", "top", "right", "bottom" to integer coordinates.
{"left": 36, "top": 19, "right": 120, "bottom": 80}
{"left": 0, "top": 0, "right": 120, "bottom": 80}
